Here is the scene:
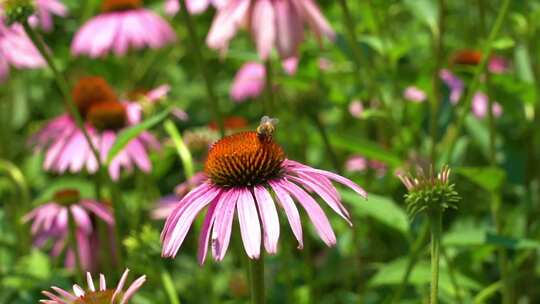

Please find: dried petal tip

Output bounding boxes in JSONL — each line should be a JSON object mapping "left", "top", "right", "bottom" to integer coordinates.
{"left": 2, "top": 0, "right": 35, "bottom": 24}
{"left": 398, "top": 165, "right": 460, "bottom": 219}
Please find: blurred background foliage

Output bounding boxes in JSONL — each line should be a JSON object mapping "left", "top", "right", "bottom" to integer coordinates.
{"left": 2, "top": 0, "right": 540, "bottom": 303}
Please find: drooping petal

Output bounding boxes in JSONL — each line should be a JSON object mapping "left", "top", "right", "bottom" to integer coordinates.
{"left": 251, "top": 0, "right": 276, "bottom": 60}
{"left": 197, "top": 197, "right": 219, "bottom": 264}
{"left": 120, "top": 275, "right": 147, "bottom": 304}
{"left": 269, "top": 180, "right": 303, "bottom": 249}
{"left": 279, "top": 179, "right": 336, "bottom": 246}
{"left": 236, "top": 188, "right": 262, "bottom": 259}
{"left": 211, "top": 189, "right": 240, "bottom": 261}
{"left": 274, "top": 0, "right": 303, "bottom": 59}
{"left": 253, "top": 185, "right": 280, "bottom": 254}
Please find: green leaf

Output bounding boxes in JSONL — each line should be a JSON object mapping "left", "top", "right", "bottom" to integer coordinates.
{"left": 342, "top": 191, "right": 409, "bottom": 234}
{"left": 404, "top": 0, "right": 438, "bottom": 34}
{"left": 106, "top": 107, "right": 171, "bottom": 164}
{"left": 456, "top": 167, "right": 506, "bottom": 192}
{"left": 369, "top": 257, "right": 481, "bottom": 291}
{"left": 444, "top": 224, "right": 540, "bottom": 249}
{"left": 514, "top": 43, "right": 534, "bottom": 84}
{"left": 331, "top": 134, "right": 402, "bottom": 168}
{"left": 464, "top": 115, "right": 489, "bottom": 159}
{"left": 164, "top": 119, "right": 194, "bottom": 178}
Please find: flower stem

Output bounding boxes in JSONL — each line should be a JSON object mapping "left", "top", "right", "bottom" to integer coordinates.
{"left": 440, "top": 0, "right": 511, "bottom": 160}
{"left": 248, "top": 255, "right": 265, "bottom": 304}
{"left": 310, "top": 113, "right": 341, "bottom": 174}
{"left": 264, "top": 60, "right": 275, "bottom": 115}
{"left": 429, "top": 0, "right": 446, "bottom": 162}
{"left": 22, "top": 21, "right": 101, "bottom": 167}
{"left": 336, "top": 0, "right": 363, "bottom": 82}
{"left": 178, "top": 0, "right": 225, "bottom": 136}
{"left": 67, "top": 209, "right": 84, "bottom": 281}
{"left": 430, "top": 210, "right": 442, "bottom": 304}
{"left": 161, "top": 267, "right": 181, "bottom": 304}
{"left": 389, "top": 220, "right": 429, "bottom": 304}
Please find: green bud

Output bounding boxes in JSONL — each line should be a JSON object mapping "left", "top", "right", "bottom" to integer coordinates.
{"left": 398, "top": 165, "right": 460, "bottom": 219}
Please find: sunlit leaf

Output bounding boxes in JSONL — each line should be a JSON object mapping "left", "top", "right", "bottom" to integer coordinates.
{"left": 456, "top": 167, "right": 506, "bottom": 192}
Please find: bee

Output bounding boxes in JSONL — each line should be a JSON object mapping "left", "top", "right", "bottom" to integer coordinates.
{"left": 256, "top": 116, "right": 279, "bottom": 140}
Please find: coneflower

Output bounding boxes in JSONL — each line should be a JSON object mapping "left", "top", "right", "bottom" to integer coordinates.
{"left": 40, "top": 269, "right": 145, "bottom": 304}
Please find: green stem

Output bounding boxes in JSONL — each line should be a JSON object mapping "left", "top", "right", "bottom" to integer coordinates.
{"left": 389, "top": 221, "right": 429, "bottom": 304}
{"left": 178, "top": 0, "right": 225, "bottom": 136}
{"left": 110, "top": 182, "right": 126, "bottom": 267}
{"left": 264, "top": 60, "right": 275, "bottom": 115}
{"left": 310, "top": 114, "right": 341, "bottom": 173}
{"left": 336, "top": 0, "right": 364, "bottom": 83}
{"left": 441, "top": 0, "right": 511, "bottom": 160}
{"left": 248, "top": 256, "right": 265, "bottom": 304}
{"left": 441, "top": 245, "right": 463, "bottom": 304}
{"left": 22, "top": 21, "right": 101, "bottom": 167}
{"left": 161, "top": 267, "right": 181, "bottom": 304}
{"left": 429, "top": 0, "right": 445, "bottom": 162}
{"left": 164, "top": 119, "right": 194, "bottom": 179}
{"left": 67, "top": 210, "right": 84, "bottom": 280}
{"left": 430, "top": 211, "right": 442, "bottom": 304}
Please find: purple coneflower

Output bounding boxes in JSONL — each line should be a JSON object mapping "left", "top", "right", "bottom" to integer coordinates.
{"left": 71, "top": 0, "right": 176, "bottom": 58}
{"left": 472, "top": 92, "right": 502, "bottom": 119}
{"left": 206, "top": 0, "right": 335, "bottom": 60}
{"left": 152, "top": 172, "right": 207, "bottom": 219}
{"left": 0, "top": 15, "right": 44, "bottom": 82}
{"left": 165, "top": 0, "right": 229, "bottom": 15}
{"left": 161, "top": 116, "right": 367, "bottom": 263}
{"left": 23, "top": 189, "right": 114, "bottom": 271}
{"left": 40, "top": 268, "right": 145, "bottom": 304}
{"left": 439, "top": 69, "right": 464, "bottom": 104}
{"left": 230, "top": 62, "right": 266, "bottom": 102}
{"left": 31, "top": 76, "right": 160, "bottom": 181}
{"left": 348, "top": 100, "right": 364, "bottom": 119}
{"left": 28, "top": 0, "right": 67, "bottom": 32}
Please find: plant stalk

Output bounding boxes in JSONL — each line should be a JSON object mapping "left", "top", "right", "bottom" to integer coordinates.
{"left": 248, "top": 255, "right": 265, "bottom": 304}
{"left": 178, "top": 0, "right": 225, "bottom": 136}
{"left": 430, "top": 210, "right": 442, "bottom": 304}
{"left": 67, "top": 209, "right": 84, "bottom": 280}
{"left": 429, "top": 0, "right": 445, "bottom": 162}
{"left": 264, "top": 60, "right": 275, "bottom": 115}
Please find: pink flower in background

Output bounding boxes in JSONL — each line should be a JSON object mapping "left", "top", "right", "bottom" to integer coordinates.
{"left": 152, "top": 172, "right": 207, "bottom": 219}
{"left": 403, "top": 86, "right": 426, "bottom": 103}
{"left": 0, "top": 20, "right": 45, "bottom": 82}
{"left": 230, "top": 62, "right": 266, "bottom": 102}
{"left": 41, "top": 268, "right": 146, "bottom": 304}
{"left": 348, "top": 100, "right": 364, "bottom": 119}
{"left": 282, "top": 57, "right": 299, "bottom": 75}
{"left": 488, "top": 55, "right": 510, "bottom": 74}
{"left": 472, "top": 92, "right": 502, "bottom": 119}
{"left": 71, "top": 0, "right": 175, "bottom": 58}
{"left": 345, "top": 155, "right": 388, "bottom": 177}
{"left": 165, "top": 0, "right": 229, "bottom": 15}
{"left": 318, "top": 57, "right": 333, "bottom": 70}
{"left": 206, "top": 0, "right": 335, "bottom": 60}
{"left": 31, "top": 77, "right": 160, "bottom": 181}
{"left": 439, "top": 69, "right": 464, "bottom": 104}
{"left": 23, "top": 189, "right": 114, "bottom": 271}
{"left": 345, "top": 155, "right": 367, "bottom": 172}
{"left": 28, "top": 0, "right": 68, "bottom": 32}
{"left": 161, "top": 117, "right": 367, "bottom": 263}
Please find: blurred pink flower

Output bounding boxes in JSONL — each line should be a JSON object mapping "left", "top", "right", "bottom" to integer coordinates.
{"left": 472, "top": 92, "right": 502, "bottom": 119}
{"left": 0, "top": 20, "right": 45, "bottom": 82}
{"left": 230, "top": 61, "right": 266, "bottom": 102}
{"left": 41, "top": 269, "right": 145, "bottom": 304}
{"left": 161, "top": 122, "right": 367, "bottom": 263}
{"left": 403, "top": 86, "right": 427, "bottom": 103}
{"left": 345, "top": 155, "right": 367, "bottom": 172}
{"left": 31, "top": 77, "right": 160, "bottom": 181}
{"left": 488, "top": 55, "right": 510, "bottom": 74}
{"left": 318, "top": 57, "right": 332, "bottom": 70}
{"left": 165, "top": 0, "right": 229, "bottom": 15}
{"left": 72, "top": 1, "right": 175, "bottom": 58}
{"left": 206, "top": 0, "right": 335, "bottom": 60}
{"left": 439, "top": 69, "right": 464, "bottom": 104}
{"left": 348, "top": 100, "right": 363, "bottom": 119}
{"left": 23, "top": 189, "right": 114, "bottom": 271}
{"left": 28, "top": 0, "right": 68, "bottom": 32}
{"left": 152, "top": 172, "right": 207, "bottom": 219}
{"left": 282, "top": 56, "right": 298, "bottom": 75}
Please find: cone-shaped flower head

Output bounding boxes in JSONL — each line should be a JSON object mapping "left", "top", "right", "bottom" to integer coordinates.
{"left": 40, "top": 268, "right": 146, "bottom": 304}
{"left": 31, "top": 76, "right": 160, "bottom": 180}
{"left": 161, "top": 116, "right": 367, "bottom": 263}
{"left": 398, "top": 166, "right": 460, "bottom": 219}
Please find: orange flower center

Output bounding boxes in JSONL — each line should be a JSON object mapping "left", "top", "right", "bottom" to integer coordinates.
{"left": 72, "top": 76, "right": 118, "bottom": 118}
{"left": 209, "top": 116, "right": 249, "bottom": 131}
{"left": 87, "top": 102, "right": 127, "bottom": 131}
{"left": 205, "top": 131, "right": 285, "bottom": 187}
{"left": 73, "top": 289, "right": 116, "bottom": 304}
{"left": 451, "top": 50, "right": 482, "bottom": 66}
{"left": 101, "top": 0, "right": 142, "bottom": 12}
{"left": 53, "top": 189, "right": 81, "bottom": 205}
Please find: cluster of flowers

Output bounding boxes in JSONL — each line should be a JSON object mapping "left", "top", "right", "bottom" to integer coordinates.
{"left": 1, "top": 1, "right": 370, "bottom": 302}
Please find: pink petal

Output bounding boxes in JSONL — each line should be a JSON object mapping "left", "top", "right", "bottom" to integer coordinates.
{"left": 197, "top": 198, "right": 219, "bottom": 264}
{"left": 275, "top": 0, "right": 303, "bottom": 59}
{"left": 211, "top": 189, "right": 240, "bottom": 261}
{"left": 269, "top": 180, "right": 303, "bottom": 249}
{"left": 237, "top": 188, "right": 261, "bottom": 259}
{"left": 251, "top": 0, "right": 276, "bottom": 60}
{"left": 253, "top": 186, "right": 280, "bottom": 254}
